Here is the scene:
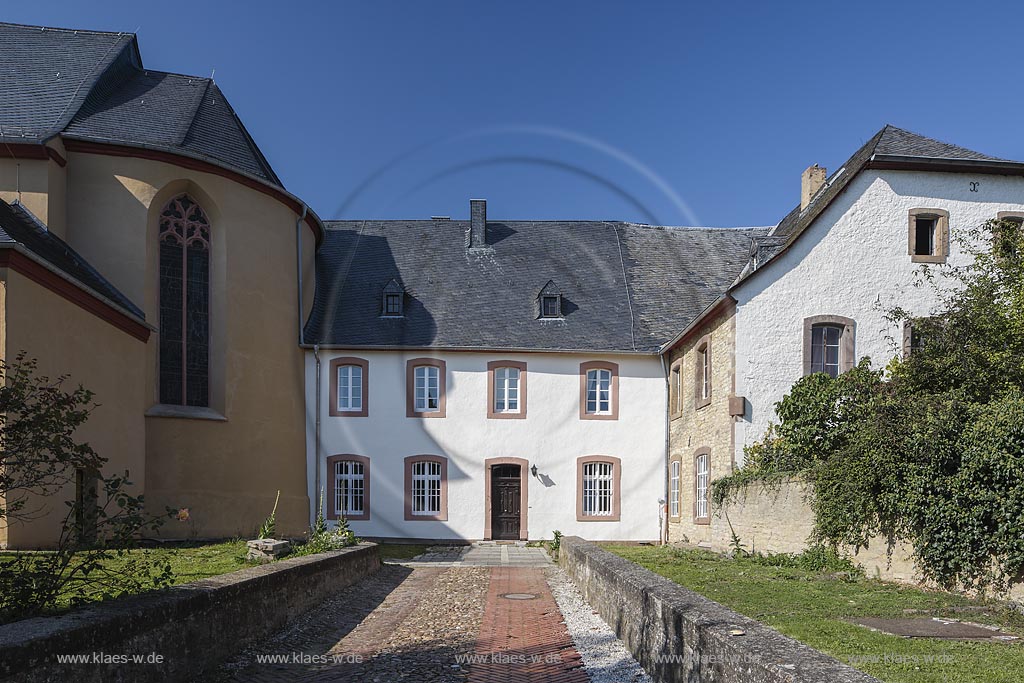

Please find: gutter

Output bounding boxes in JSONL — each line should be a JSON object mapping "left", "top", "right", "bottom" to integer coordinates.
{"left": 313, "top": 343, "right": 321, "bottom": 527}
{"left": 298, "top": 343, "right": 661, "bottom": 356}
{"left": 867, "top": 154, "right": 1024, "bottom": 175}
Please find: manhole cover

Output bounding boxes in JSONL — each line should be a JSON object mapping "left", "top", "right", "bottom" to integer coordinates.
{"left": 853, "top": 617, "right": 1017, "bottom": 641}
{"left": 501, "top": 593, "right": 537, "bottom": 600}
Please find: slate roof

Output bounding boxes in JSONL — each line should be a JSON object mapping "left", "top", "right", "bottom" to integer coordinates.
{"left": 0, "top": 21, "right": 280, "bottom": 186}
{"left": 0, "top": 199, "right": 143, "bottom": 319}
{"left": 744, "top": 125, "right": 1023, "bottom": 273}
{"left": 304, "top": 220, "right": 766, "bottom": 353}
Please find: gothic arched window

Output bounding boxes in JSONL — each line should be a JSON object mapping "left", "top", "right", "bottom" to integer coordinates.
{"left": 158, "top": 195, "right": 210, "bottom": 407}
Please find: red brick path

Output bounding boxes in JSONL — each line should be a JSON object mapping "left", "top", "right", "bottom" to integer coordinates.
{"left": 467, "top": 567, "right": 588, "bottom": 683}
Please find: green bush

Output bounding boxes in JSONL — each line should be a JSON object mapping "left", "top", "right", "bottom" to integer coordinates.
{"left": 720, "top": 219, "right": 1024, "bottom": 594}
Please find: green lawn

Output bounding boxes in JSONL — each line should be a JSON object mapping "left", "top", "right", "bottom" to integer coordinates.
{"left": 606, "top": 545, "right": 1024, "bottom": 683}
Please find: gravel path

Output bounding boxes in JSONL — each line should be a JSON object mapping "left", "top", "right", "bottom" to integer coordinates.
{"left": 546, "top": 566, "right": 653, "bottom": 683}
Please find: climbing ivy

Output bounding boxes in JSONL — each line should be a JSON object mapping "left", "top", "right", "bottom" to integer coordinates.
{"left": 715, "top": 219, "right": 1024, "bottom": 594}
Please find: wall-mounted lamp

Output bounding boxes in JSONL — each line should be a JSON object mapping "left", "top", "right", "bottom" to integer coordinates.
{"left": 530, "top": 464, "right": 538, "bottom": 478}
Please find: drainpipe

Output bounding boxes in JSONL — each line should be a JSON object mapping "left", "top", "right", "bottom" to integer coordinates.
{"left": 659, "top": 353, "right": 670, "bottom": 545}
{"left": 313, "top": 343, "right": 321, "bottom": 527}
{"left": 295, "top": 204, "right": 308, "bottom": 345}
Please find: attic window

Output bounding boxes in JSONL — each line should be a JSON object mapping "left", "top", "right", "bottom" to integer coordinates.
{"left": 541, "top": 296, "right": 561, "bottom": 318}
{"left": 908, "top": 209, "right": 949, "bottom": 264}
{"left": 382, "top": 280, "right": 404, "bottom": 317}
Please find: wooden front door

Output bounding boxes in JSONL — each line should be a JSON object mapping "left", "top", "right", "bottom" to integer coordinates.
{"left": 490, "top": 464, "right": 521, "bottom": 540}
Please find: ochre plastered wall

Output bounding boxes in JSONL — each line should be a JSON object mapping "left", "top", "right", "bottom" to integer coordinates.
{"left": 62, "top": 152, "right": 314, "bottom": 539}
{"left": 666, "top": 303, "right": 737, "bottom": 545}
{"left": 0, "top": 269, "right": 146, "bottom": 548}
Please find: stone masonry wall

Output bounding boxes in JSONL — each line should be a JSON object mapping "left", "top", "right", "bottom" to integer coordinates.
{"left": 0, "top": 543, "right": 380, "bottom": 683}
{"left": 559, "top": 536, "right": 879, "bottom": 683}
{"left": 666, "top": 302, "right": 738, "bottom": 545}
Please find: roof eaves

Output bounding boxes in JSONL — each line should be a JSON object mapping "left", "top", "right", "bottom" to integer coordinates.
{"left": 0, "top": 242, "right": 151, "bottom": 329}
{"left": 299, "top": 342, "right": 661, "bottom": 356}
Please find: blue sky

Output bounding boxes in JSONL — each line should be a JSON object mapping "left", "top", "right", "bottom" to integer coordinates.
{"left": 8, "top": 1, "right": 1022, "bottom": 226}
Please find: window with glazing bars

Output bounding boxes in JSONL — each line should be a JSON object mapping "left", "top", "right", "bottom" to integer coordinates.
{"left": 582, "top": 461, "right": 614, "bottom": 516}
{"left": 384, "top": 293, "right": 402, "bottom": 316}
{"left": 158, "top": 195, "right": 210, "bottom": 407}
{"left": 586, "top": 369, "right": 612, "bottom": 414}
{"left": 699, "top": 346, "right": 711, "bottom": 400}
{"left": 414, "top": 366, "right": 440, "bottom": 412}
{"left": 411, "top": 460, "right": 441, "bottom": 515}
{"left": 334, "top": 460, "right": 364, "bottom": 516}
{"left": 494, "top": 366, "right": 520, "bottom": 413}
{"left": 695, "top": 453, "right": 709, "bottom": 519}
{"left": 670, "top": 460, "right": 680, "bottom": 517}
{"left": 810, "top": 325, "right": 842, "bottom": 378}
{"left": 336, "top": 365, "right": 363, "bottom": 411}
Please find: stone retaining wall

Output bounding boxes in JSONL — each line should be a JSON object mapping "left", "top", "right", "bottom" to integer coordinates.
{"left": 0, "top": 542, "right": 380, "bottom": 682}
{"left": 559, "top": 536, "right": 879, "bottom": 683}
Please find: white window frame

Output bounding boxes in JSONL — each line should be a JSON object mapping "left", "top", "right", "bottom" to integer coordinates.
{"left": 411, "top": 460, "right": 442, "bottom": 516}
{"left": 586, "top": 368, "right": 613, "bottom": 415}
{"left": 336, "top": 364, "right": 363, "bottom": 412}
{"left": 673, "top": 365, "right": 683, "bottom": 414}
{"left": 493, "top": 366, "right": 521, "bottom": 414}
{"left": 582, "top": 461, "right": 614, "bottom": 517}
{"left": 700, "top": 347, "right": 711, "bottom": 400}
{"left": 670, "top": 460, "right": 680, "bottom": 517}
{"left": 334, "top": 460, "right": 365, "bottom": 517}
{"left": 695, "top": 453, "right": 709, "bottom": 520}
{"left": 414, "top": 365, "right": 441, "bottom": 413}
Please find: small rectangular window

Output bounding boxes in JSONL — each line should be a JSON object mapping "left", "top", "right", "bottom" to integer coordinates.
{"left": 384, "top": 293, "right": 402, "bottom": 316}
{"left": 541, "top": 295, "right": 560, "bottom": 318}
{"left": 582, "top": 461, "right": 614, "bottom": 516}
{"left": 411, "top": 460, "right": 442, "bottom": 515}
{"left": 414, "top": 365, "right": 441, "bottom": 412}
{"left": 695, "top": 453, "right": 709, "bottom": 521}
{"left": 914, "top": 217, "right": 937, "bottom": 256}
{"left": 586, "top": 369, "right": 612, "bottom": 414}
{"left": 670, "top": 460, "right": 680, "bottom": 518}
{"left": 671, "top": 364, "right": 683, "bottom": 415}
{"left": 810, "top": 325, "right": 842, "bottom": 377}
{"left": 494, "top": 366, "right": 520, "bottom": 413}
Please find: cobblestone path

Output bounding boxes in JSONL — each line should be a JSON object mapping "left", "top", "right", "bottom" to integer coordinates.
{"left": 210, "top": 546, "right": 609, "bottom": 682}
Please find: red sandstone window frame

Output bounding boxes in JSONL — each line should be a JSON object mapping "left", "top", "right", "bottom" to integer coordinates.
{"left": 579, "top": 361, "right": 619, "bottom": 420}
{"left": 487, "top": 360, "right": 527, "bottom": 419}
{"left": 325, "top": 454, "right": 370, "bottom": 521}
{"left": 406, "top": 358, "right": 447, "bottom": 418}
{"left": 329, "top": 357, "right": 369, "bottom": 417}
{"left": 404, "top": 455, "right": 448, "bottom": 521}
{"left": 576, "top": 455, "right": 622, "bottom": 522}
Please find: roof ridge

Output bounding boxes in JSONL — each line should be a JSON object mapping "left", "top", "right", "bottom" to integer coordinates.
{"left": 0, "top": 21, "right": 134, "bottom": 37}
{"left": 45, "top": 31, "right": 136, "bottom": 137}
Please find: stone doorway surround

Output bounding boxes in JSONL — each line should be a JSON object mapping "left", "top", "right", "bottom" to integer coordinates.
{"left": 483, "top": 457, "right": 529, "bottom": 541}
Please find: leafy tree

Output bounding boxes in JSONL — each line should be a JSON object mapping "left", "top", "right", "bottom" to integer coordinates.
{"left": 717, "top": 219, "right": 1024, "bottom": 593}
{"left": 0, "top": 353, "right": 174, "bottom": 622}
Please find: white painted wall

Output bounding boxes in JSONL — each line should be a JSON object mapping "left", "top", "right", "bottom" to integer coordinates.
{"left": 304, "top": 350, "right": 666, "bottom": 541}
{"left": 733, "top": 170, "right": 1024, "bottom": 465}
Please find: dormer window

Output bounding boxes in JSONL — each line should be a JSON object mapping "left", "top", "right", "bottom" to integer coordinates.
{"left": 537, "top": 280, "right": 563, "bottom": 319}
{"left": 382, "top": 279, "right": 404, "bottom": 317}
{"left": 541, "top": 296, "right": 560, "bottom": 318}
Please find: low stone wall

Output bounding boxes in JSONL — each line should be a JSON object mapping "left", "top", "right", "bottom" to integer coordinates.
{"left": 709, "top": 478, "right": 921, "bottom": 583}
{"left": 0, "top": 542, "right": 380, "bottom": 682}
{"left": 559, "top": 536, "right": 879, "bottom": 683}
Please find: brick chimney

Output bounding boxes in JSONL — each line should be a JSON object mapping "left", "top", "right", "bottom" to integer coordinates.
{"left": 469, "top": 199, "right": 487, "bottom": 249}
{"left": 801, "top": 165, "right": 827, "bottom": 211}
